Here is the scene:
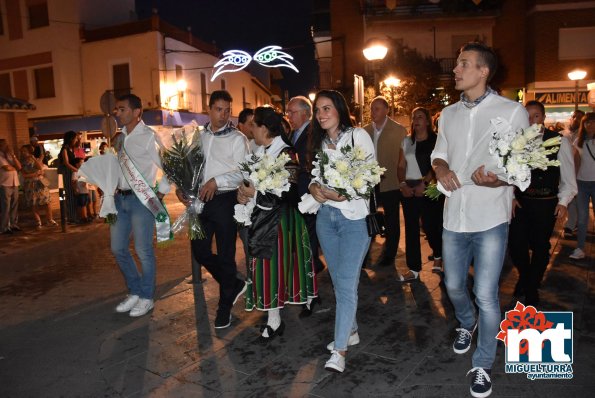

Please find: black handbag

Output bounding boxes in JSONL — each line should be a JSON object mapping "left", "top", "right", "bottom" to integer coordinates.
{"left": 366, "top": 190, "right": 386, "bottom": 237}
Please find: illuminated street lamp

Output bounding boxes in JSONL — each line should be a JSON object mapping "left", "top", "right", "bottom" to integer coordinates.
{"left": 383, "top": 76, "right": 400, "bottom": 117}
{"left": 363, "top": 39, "right": 389, "bottom": 93}
{"left": 568, "top": 70, "right": 587, "bottom": 111}
{"left": 308, "top": 91, "right": 316, "bottom": 102}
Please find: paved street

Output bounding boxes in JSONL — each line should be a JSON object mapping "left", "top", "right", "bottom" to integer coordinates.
{"left": 0, "top": 193, "right": 593, "bottom": 397}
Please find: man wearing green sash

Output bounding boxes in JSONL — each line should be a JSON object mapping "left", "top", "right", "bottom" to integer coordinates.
{"left": 111, "top": 94, "right": 171, "bottom": 317}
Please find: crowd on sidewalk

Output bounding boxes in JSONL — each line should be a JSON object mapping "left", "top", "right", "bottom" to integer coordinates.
{"left": 1, "top": 42, "right": 593, "bottom": 398}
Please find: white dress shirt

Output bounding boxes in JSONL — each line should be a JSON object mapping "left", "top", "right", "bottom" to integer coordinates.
{"left": 431, "top": 93, "right": 529, "bottom": 233}
{"left": 0, "top": 152, "right": 20, "bottom": 186}
{"left": 372, "top": 117, "right": 387, "bottom": 156}
{"left": 117, "top": 121, "right": 170, "bottom": 194}
{"left": 320, "top": 127, "right": 376, "bottom": 220}
{"left": 200, "top": 123, "right": 249, "bottom": 190}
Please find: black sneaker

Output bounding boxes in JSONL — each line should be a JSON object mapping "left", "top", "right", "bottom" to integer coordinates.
{"left": 232, "top": 279, "right": 247, "bottom": 306}
{"left": 453, "top": 323, "right": 477, "bottom": 354}
{"left": 467, "top": 367, "right": 492, "bottom": 398}
{"left": 214, "top": 308, "right": 231, "bottom": 329}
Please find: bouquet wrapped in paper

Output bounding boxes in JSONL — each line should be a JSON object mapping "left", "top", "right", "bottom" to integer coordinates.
{"left": 426, "top": 119, "right": 561, "bottom": 199}
{"left": 299, "top": 144, "right": 385, "bottom": 214}
{"left": 158, "top": 122, "right": 206, "bottom": 240}
{"left": 78, "top": 152, "right": 120, "bottom": 224}
{"left": 233, "top": 152, "right": 291, "bottom": 226}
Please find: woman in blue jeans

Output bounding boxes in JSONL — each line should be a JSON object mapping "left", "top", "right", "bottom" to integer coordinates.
{"left": 570, "top": 112, "right": 595, "bottom": 260}
{"left": 308, "top": 90, "right": 375, "bottom": 373}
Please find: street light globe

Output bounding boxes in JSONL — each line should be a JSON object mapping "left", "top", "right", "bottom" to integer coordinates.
{"left": 363, "top": 43, "right": 388, "bottom": 61}
{"left": 176, "top": 79, "right": 188, "bottom": 92}
{"left": 568, "top": 70, "right": 587, "bottom": 81}
{"left": 308, "top": 92, "right": 316, "bottom": 102}
{"left": 383, "top": 76, "right": 401, "bottom": 87}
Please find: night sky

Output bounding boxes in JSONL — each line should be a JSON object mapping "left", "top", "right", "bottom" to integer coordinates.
{"left": 135, "top": 0, "right": 317, "bottom": 98}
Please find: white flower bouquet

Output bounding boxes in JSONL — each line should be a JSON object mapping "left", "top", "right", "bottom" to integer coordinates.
{"left": 159, "top": 122, "right": 206, "bottom": 240}
{"left": 426, "top": 119, "right": 561, "bottom": 199}
{"left": 488, "top": 123, "right": 561, "bottom": 191}
{"left": 299, "top": 144, "right": 385, "bottom": 214}
{"left": 313, "top": 144, "right": 385, "bottom": 200}
{"left": 233, "top": 152, "right": 292, "bottom": 226}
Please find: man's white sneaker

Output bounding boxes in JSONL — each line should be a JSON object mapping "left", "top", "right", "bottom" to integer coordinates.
{"left": 326, "top": 332, "right": 360, "bottom": 351}
{"left": 569, "top": 248, "right": 585, "bottom": 260}
{"left": 324, "top": 350, "right": 345, "bottom": 373}
{"left": 115, "top": 295, "right": 139, "bottom": 313}
{"left": 129, "top": 298, "right": 154, "bottom": 317}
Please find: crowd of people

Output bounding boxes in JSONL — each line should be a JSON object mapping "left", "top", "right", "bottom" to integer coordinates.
{"left": 1, "top": 42, "right": 594, "bottom": 398}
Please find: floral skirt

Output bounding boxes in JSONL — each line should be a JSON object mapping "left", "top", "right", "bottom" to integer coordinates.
{"left": 23, "top": 178, "right": 51, "bottom": 207}
{"left": 245, "top": 207, "right": 317, "bottom": 311}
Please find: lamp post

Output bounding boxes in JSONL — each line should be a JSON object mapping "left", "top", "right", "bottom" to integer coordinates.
{"left": 383, "top": 76, "right": 400, "bottom": 117}
{"left": 568, "top": 70, "right": 587, "bottom": 111}
{"left": 363, "top": 39, "right": 388, "bottom": 93}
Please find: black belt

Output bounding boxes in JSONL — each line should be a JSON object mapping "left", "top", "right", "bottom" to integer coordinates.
{"left": 116, "top": 189, "right": 134, "bottom": 196}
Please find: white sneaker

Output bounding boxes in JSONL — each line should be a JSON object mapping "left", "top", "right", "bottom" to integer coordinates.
{"left": 325, "top": 350, "right": 345, "bottom": 373}
{"left": 129, "top": 298, "right": 154, "bottom": 317}
{"left": 326, "top": 332, "right": 360, "bottom": 351}
{"left": 115, "top": 295, "right": 139, "bottom": 313}
{"left": 569, "top": 248, "right": 585, "bottom": 260}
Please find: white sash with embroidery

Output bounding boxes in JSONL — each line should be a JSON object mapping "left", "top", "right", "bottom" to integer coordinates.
{"left": 118, "top": 147, "right": 172, "bottom": 243}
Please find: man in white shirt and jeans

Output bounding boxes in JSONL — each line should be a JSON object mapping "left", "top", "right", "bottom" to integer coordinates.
{"left": 431, "top": 42, "right": 528, "bottom": 398}
{"left": 178, "top": 90, "right": 248, "bottom": 329}
{"left": 111, "top": 94, "right": 171, "bottom": 317}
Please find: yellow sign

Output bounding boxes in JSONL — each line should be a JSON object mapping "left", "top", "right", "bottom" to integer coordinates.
{"left": 536, "top": 91, "right": 588, "bottom": 105}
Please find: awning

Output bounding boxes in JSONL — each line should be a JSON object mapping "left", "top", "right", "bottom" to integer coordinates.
{"left": 33, "top": 110, "right": 213, "bottom": 136}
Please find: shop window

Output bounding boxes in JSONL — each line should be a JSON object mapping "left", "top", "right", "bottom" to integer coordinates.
{"left": 112, "top": 63, "right": 131, "bottom": 98}
{"left": 34, "top": 66, "right": 55, "bottom": 98}
{"left": 0, "top": 73, "right": 11, "bottom": 97}
{"left": 28, "top": 1, "right": 49, "bottom": 29}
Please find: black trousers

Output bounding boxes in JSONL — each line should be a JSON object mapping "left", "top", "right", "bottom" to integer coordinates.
{"left": 508, "top": 197, "right": 558, "bottom": 301}
{"left": 401, "top": 195, "right": 444, "bottom": 271}
{"left": 190, "top": 191, "right": 239, "bottom": 310}
{"left": 378, "top": 189, "right": 401, "bottom": 260}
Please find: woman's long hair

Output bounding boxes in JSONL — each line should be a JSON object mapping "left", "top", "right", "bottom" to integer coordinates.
{"left": 63, "top": 130, "right": 77, "bottom": 148}
{"left": 576, "top": 112, "right": 595, "bottom": 148}
{"left": 308, "top": 90, "right": 354, "bottom": 157}
{"left": 409, "top": 107, "right": 436, "bottom": 144}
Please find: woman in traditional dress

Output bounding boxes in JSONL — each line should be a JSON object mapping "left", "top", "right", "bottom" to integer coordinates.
{"left": 308, "top": 90, "right": 375, "bottom": 373}
{"left": 20, "top": 144, "right": 57, "bottom": 227}
{"left": 238, "top": 106, "right": 317, "bottom": 340}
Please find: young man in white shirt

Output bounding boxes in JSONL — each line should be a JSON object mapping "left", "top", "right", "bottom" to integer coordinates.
{"left": 431, "top": 42, "right": 529, "bottom": 398}
{"left": 179, "top": 90, "right": 248, "bottom": 329}
{"left": 111, "top": 94, "right": 171, "bottom": 317}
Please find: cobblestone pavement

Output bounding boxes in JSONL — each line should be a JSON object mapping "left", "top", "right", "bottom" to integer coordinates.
{"left": 0, "top": 193, "right": 593, "bottom": 397}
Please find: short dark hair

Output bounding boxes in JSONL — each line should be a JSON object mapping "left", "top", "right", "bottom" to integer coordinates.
{"left": 238, "top": 108, "right": 254, "bottom": 124}
{"left": 525, "top": 100, "right": 545, "bottom": 115}
{"left": 209, "top": 90, "right": 233, "bottom": 107}
{"left": 117, "top": 94, "right": 142, "bottom": 110}
{"left": 460, "top": 42, "right": 498, "bottom": 82}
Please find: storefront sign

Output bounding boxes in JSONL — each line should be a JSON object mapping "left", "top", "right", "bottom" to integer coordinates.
{"left": 536, "top": 91, "right": 588, "bottom": 105}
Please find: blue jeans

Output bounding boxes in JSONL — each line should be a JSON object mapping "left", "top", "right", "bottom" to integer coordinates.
{"left": 110, "top": 193, "right": 157, "bottom": 299}
{"left": 316, "top": 205, "right": 370, "bottom": 351}
{"left": 576, "top": 180, "right": 595, "bottom": 249}
{"left": 443, "top": 222, "right": 508, "bottom": 369}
